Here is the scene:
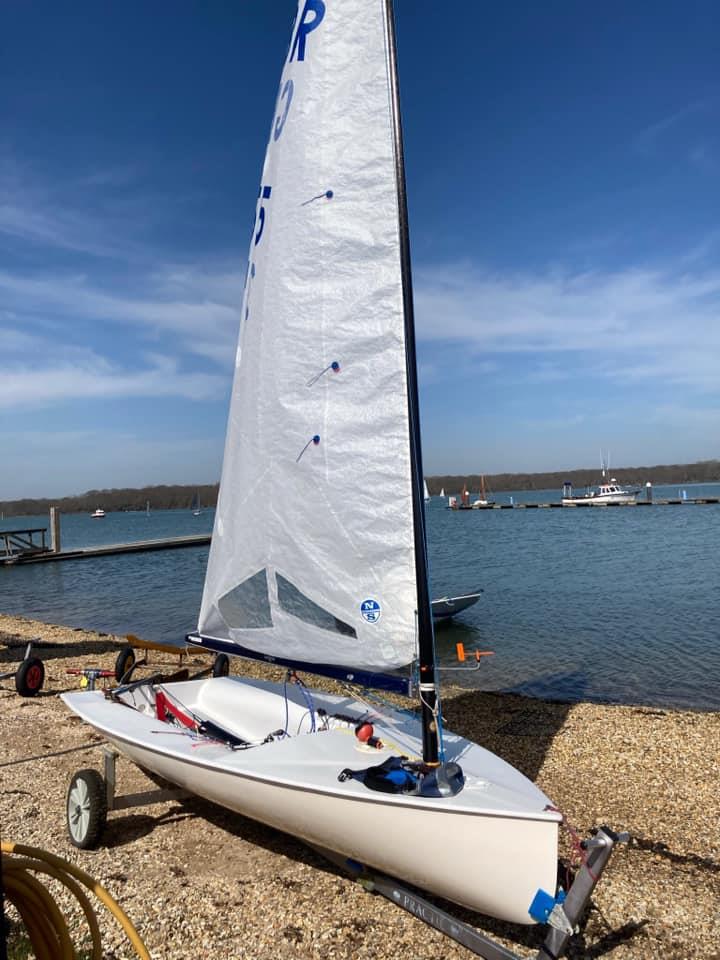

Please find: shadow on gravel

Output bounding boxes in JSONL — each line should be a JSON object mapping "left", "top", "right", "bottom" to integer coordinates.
{"left": 631, "top": 835, "right": 720, "bottom": 873}
{"left": 104, "top": 805, "right": 196, "bottom": 847}
{"left": 0, "top": 637, "right": 120, "bottom": 662}
{"left": 440, "top": 686, "right": 577, "bottom": 783}
{"left": 570, "top": 919, "right": 650, "bottom": 958}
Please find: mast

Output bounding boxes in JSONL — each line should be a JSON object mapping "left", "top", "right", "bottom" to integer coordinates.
{"left": 383, "top": 0, "right": 440, "bottom": 766}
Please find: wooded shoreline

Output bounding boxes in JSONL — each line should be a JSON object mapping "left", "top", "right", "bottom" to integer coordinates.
{"left": 2, "top": 459, "right": 719, "bottom": 517}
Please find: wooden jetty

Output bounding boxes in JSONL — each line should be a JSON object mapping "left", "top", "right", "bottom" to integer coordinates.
{"left": 0, "top": 528, "right": 50, "bottom": 561}
{"left": 2, "top": 533, "right": 211, "bottom": 566}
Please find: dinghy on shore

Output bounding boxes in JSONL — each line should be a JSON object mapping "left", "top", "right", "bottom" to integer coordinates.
{"left": 63, "top": 2, "right": 622, "bottom": 941}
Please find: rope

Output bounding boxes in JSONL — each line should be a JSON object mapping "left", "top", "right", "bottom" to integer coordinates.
{"left": 292, "top": 673, "right": 316, "bottom": 732}
{"left": 1, "top": 841, "right": 151, "bottom": 960}
{"left": 0, "top": 741, "right": 103, "bottom": 768}
{"left": 545, "top": 808, "right": 599, "bottom": 885}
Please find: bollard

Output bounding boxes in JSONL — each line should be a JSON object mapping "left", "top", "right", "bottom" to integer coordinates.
{"left": 50, "top": 506, "right": 61, "bottom": 553}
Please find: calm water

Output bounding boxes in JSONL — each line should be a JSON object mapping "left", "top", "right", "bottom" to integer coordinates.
{"left": 2, "top": 485, "right": 719, "bottom": 710}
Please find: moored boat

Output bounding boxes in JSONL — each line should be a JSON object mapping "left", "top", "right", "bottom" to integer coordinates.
{"left": 431, "top": 592, "right": 481, "bottom": 619}
{"left": 472, "top": 475, "right": 495, "bottom": 508}
{"left": 562, "top": 478, "right": 638, "bottom": 505}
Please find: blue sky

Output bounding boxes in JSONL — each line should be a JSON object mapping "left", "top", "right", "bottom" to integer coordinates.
{"left": 2, "top": 1, "right": 719, "bottom": 498}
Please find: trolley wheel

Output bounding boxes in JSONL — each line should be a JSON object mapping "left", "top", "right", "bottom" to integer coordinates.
{"left": 114, "top": 645, "right": 136, "bottom": 683}
{"left": 66, "top": 769, "right": 107, "bottom": 849}
{"left": 212, "top": 653, "right": 230, "bottom": 678}
{"left": 15, "top": 657, "right": 45, "bottom": 697}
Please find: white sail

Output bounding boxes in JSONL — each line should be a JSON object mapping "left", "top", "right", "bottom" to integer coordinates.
{"left": 198, "top": 0, "right": 417, "bottom": 676}
{"left": 423, "top": 479, "right": 430, "bottom": 501}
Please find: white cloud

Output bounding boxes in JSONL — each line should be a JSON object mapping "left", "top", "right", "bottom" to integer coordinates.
{"left": 0, "top": 361, "right": 224, "bottom": 409}
{"left": 414, "top": 260, "right": 720, "bottom": 391}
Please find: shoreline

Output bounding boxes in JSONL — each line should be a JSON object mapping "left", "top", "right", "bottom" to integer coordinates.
{"left": 1, "top": 613, "right": 719, "bottom": 958}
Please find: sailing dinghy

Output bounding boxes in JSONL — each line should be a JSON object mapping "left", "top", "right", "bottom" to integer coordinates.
{"left": 62, "top": 1, "right": 622, "bottom": 937}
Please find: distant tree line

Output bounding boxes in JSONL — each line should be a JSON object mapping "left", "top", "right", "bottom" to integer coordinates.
{"left": 426, "top": 459, "right": 720, "bottom": 496}
{"left": 2, "top": 460, "right": 718, "bottom": 519}
{"left": 0, "top": 484, "right": 220, "bottom": 520}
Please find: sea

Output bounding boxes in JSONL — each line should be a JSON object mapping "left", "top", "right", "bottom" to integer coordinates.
{"left": 2, "top": 482, "right": 719, "bottom": 711}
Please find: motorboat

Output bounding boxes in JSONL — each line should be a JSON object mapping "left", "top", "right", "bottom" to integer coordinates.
{"left": 562, "top": 478, "right": 638, "bottom": 506}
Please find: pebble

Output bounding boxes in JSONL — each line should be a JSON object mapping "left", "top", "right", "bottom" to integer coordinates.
{"left": 1, "top": 613, "right": 718, "bottom": 959}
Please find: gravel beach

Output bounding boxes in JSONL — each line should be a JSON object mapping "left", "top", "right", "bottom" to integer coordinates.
{"left": 1, "top": 613, "right": 718, "bottom": 959}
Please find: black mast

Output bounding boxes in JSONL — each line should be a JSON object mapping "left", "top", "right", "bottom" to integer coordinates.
{"left": 384, "top": 0, "right": 440, "bottom": 767}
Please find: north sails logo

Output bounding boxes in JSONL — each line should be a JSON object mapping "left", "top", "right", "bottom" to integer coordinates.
{"left": 360, "top": 599, "right": 381, "bottom": 623}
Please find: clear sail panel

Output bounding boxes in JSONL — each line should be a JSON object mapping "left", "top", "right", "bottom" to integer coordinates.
{"left": 198, "top": 0, "right": 418, "bottom": 674}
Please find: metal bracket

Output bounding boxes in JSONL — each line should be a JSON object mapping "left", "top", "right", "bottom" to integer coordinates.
{"left": 102, "top": 748, "right": 189, "bottom": 812}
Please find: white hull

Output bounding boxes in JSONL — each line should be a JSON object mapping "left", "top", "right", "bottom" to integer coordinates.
{"left": 62, "top": 677, "right": 559, "bottom": 925}
{"left": 562, "top": 493, "right": 636, "bottom": 505}
{"left": 431, "top": 593, "right": 481, "bottom": 619}
{"left": 562, "top": 478, "right": 637, "bottom": 506}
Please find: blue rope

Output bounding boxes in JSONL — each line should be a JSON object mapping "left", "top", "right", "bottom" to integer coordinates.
{"left": 294, "top": 675, "right": 316, "bottom": 733}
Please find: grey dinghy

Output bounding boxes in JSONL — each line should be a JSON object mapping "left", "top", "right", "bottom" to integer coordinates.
{"left": 64, "top": 0, "right": 570, "bottom": 934}
{"left": 63, "top": 677, "right": 560, "bottom": 925}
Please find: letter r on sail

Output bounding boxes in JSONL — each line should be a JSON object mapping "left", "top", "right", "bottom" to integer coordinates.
{"left": 289, "top": 0, "right": 326, "bottom": 62}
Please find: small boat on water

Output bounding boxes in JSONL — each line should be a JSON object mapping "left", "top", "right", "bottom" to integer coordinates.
{"left": 90, "top": 508, "right": 105, "bottom": 519}
{"left": 62, "top": 2, "right": 622, "bottom": 941}
{"left": 431, "top": 592, "right": 481, "bottom": 620}
{"left": 191, "top": 491, "right": 202, "bottom": 516}
{"left": 562, "top": 478, "right": 638, "bottom": 506}
{"left": 423, "top": 479, "right": 430, "bottom": 501}
{"left": 472, "top": 475, "right": 495, "bottom": 508}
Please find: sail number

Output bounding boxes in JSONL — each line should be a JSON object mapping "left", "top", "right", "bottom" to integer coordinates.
{"left": 254, "top": 185, "right": 272, "bottom": 246}
{"left": 289, "top": 0, "right": 325, "bottom": 63}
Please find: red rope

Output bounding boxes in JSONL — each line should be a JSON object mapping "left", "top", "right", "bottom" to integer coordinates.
{"left": 546, "top": 806, "right": 599, "bottom": 884}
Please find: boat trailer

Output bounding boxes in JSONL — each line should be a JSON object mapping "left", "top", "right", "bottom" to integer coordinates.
{"left": 316, "top": 827, "right": 628, "bottom": 960}
{"left": 0, "top": 640, "right": 45, "bottom": 697}
{"left": 67, "top": 748, "right": 627, "bottom": 959}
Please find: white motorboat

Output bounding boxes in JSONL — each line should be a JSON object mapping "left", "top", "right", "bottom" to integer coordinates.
{"left": 62, "top": 0, "right": 566, "bottom": 929}
{"left": 90, "top": 508, "right": 105, "bottom": 519}
{"left": 562, "top": 478, "right": 638, "bottom": 505}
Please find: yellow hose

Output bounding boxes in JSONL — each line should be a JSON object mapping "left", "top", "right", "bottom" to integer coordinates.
{"left": 2, "top": 841, "right": 151, "bottom": 960}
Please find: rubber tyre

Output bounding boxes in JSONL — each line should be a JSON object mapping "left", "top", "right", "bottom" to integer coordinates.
{"left": 15, "top": 657, "right": 45, "bottom": 697}
{"left": 67, "top": 769, "right": 107, "bottom": 849}
{"left": 114, "top": 645, "right": 136, "bottom": 683}
{"left": 212, "top": 653, "right": 230, "bottom": 678}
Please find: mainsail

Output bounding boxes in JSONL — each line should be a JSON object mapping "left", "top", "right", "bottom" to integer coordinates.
{"left": 197, "top": 1, "right": 424, "bottom": 687}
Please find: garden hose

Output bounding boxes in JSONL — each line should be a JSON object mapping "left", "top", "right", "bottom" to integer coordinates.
{"left": 1, "top": 841, "right": 151, "bottom": 960}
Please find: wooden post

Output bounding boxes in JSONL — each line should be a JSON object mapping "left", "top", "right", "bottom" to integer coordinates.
{"left": 50, "top": 507, "right": 61, "bottom": 553}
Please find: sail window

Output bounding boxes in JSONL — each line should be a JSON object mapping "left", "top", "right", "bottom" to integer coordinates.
{"left": 218, "top": 570, "right": 273, "bottom": 629}
{"left": 276, "top": 574, "right": 356, "bottom": 638}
